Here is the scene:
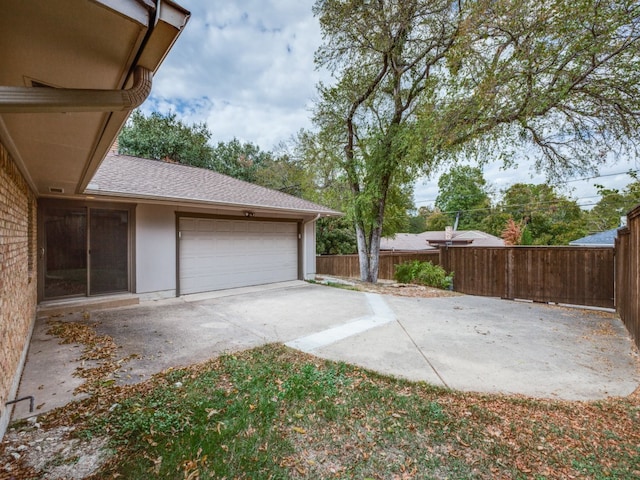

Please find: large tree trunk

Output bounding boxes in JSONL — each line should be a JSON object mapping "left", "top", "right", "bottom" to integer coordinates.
{"left": 355, "top": 190, "right": 387, "bottom": 283}
{"left": 355, "top": 223, "right": 370, "bottom": 281}
{"left": 355, "top": 223, "right": 383, "bottom": 283}
{"left": 368, "top": 225, "right": 382, "bottom": 283}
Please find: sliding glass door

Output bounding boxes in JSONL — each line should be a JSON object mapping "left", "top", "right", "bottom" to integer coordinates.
{"left": 43, "top": 206, "right": 87, "bottom": 298}
{"left": 89, "top": 209, "right": 129, "bottom": 295}
{"left": 41, "top": 202, "right": 132, "bottom": 300}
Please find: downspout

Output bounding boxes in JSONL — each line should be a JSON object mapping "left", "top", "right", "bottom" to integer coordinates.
{"left": 304, "top": 213, "right": 322, "bottom": 226}
{"left": 0, "top": 66, "right": 152, "bottom": 113}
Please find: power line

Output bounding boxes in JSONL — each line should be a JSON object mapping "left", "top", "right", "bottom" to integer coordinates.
{"left": 415, "top": 169, "right": 639, "bottom": 205}
{"left": 432, "top": 197, "right": 640, "bottom": 216}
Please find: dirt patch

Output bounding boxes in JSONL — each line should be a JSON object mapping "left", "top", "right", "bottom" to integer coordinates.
{"left": 1, "top": 420, "right": 111, "bottom": 480}
{"left": 316, "top": 275, "right": 459, "bottom": 299}
{"left": 1, "top": 317, "right": 131, "bottom": 480}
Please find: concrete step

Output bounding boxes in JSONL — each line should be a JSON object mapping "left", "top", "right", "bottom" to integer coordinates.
{"left": 37, "top": 294, "right": 139, "bottom": 317}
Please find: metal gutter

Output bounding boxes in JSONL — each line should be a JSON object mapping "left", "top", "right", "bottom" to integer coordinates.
{"left": 0, "top": 66, "right": 152, "bottom": 113}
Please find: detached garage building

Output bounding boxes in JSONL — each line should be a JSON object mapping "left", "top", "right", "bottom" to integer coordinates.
{"left": 39, "top": 152, "right": 340, "bottom": 302}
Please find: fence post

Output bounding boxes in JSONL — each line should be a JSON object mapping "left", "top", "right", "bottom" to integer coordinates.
{"left": 504, "top": 248, "right": 514, "bottom": 300}
{"left": 439, "top": 245, "right": 448, "bottom": 274}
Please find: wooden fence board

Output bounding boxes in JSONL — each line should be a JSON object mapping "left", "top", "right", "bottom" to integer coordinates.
{"left": 442, "top": 246, "right": 614, "bottom": 308}
{"left": 316, "top": 251, "right": 440, "bottom": 280}
{"left": 616, "top": 205, "right": 640, "bottom": 349}
{"left": 318, "top": 246, "right": 614, "bottom": 309}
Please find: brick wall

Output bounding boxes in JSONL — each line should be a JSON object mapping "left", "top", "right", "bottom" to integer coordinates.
{"left": 0, "top": 141, "right": 37, "bottom": 439}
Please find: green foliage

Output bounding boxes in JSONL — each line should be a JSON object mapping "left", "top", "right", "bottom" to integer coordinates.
{"left": 394, "top": 260, "right": 453, "bottom": 289}
{"left": 498, "top": 183, "right": 587, "bottom": 245}
{"left": 425, "top": 208, "right": 451, "bottom": 231}
{"left": 586, "top": 174, "right": 640, "bottom": 232}
{"left": 407, "top": 212, "right": 427, "bottom": 233}
{"left": 253, "top": 149, "right": 317, "bottom": 198}
{"left": 209, "top": 138, "right": 272, "bottom": 183}
{"left": 119, "top": 110, "right": 213, "bottom": 168}
{"left": 119, "top": 112, "right": 324, "bottom": 203}
{"left": 435, "top": 166, "right": 492, "bottom": 230}
{"left": 316, "top": 216, "right": 357, "bottom": 254}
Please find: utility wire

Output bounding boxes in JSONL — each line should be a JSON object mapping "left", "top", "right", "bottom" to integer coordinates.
{"left": 431, "top": 197, "right": 640, "bottom": 216}
{"left": 415, "top": 169, "right": 639, "bottom": 205}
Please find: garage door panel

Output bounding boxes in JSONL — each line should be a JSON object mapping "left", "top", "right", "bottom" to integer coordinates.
{"left": 179, "top": 217, "right": 298, "bottom": 294}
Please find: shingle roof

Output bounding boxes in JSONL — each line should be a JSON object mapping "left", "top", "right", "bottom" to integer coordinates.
{"left": 379, "top": 233, "right": 437, "bottom": 251}
{"left": 569, "top": 228, "right": 618, "bottom": 246}
{"left": 380, "top": 230, "right": 505, "bottom": 251}
{"left": 86, "top": 154, "right": 341, "bottom": 215}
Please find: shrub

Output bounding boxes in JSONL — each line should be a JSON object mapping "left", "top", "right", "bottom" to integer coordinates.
{"left": 394, "top": 260, "right": 453, "bottom": 289}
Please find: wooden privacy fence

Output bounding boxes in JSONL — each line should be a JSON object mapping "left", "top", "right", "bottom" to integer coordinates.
{"left": 616, "top": 205, "right": 640, "bottom": 349}
{"left": 316, "top": 251, "right": 440, "bottom": 280}
{"left": 439, "top": 246, "right": 615, "bottom": 309}
{"left": 317, "top": 246, "right": 614, "bottom": 309}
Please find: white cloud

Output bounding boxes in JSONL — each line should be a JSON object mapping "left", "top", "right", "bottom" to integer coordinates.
{"left": 146, "top": 0, "right": 323, "bottom": 150}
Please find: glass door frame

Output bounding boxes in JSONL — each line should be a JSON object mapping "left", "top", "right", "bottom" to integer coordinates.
{"left": 38, "top": 198, "right": 136, "bottom": 302}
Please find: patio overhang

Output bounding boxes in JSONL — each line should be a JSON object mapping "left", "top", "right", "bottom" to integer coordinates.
{"left": 0, "top": 0, "right": 190, "bottom": 196}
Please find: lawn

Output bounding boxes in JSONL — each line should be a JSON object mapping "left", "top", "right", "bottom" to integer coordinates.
{"left": 2, "top": 344, "right": 639, "bottom": 479}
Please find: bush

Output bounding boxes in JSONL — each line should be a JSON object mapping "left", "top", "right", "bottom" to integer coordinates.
{"left": 394, "top": 260, "right": 453, "bottom": 289}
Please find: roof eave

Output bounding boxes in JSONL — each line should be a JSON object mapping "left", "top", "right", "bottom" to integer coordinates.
{"left": 77, "top": 1, "right": 191, "bottom": 193}
{"left": 83, "top": 189, "right": 343, "bottom": 217}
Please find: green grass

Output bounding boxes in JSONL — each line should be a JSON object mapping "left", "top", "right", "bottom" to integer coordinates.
{"left": 307, "top": 279, "right": 359, "bottom": 291}
{"left": 25, "top": 344, "right": 640, "bottom": 479}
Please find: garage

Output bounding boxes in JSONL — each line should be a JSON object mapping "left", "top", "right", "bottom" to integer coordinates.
{"left": 178, "top": 216, "right": 299, "bottom": 294}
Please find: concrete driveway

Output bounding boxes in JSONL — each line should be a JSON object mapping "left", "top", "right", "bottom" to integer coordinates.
{"left": 12, "top": 281, "right": 640, "bottom": 419}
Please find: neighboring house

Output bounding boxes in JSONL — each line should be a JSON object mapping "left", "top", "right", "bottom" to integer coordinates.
{"left": 0, "top": 0, "right": 193, "bottom": 439}
{"left": 569, "top": 228, "right": 618, "bottom": 247}
{"left": 381, "top": 230, "right": 505, "bottom": 251}
{"left": 379, "top": 233, "right": 437, "bottom": 252}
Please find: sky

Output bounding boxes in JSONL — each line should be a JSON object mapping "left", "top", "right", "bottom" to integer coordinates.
{"left": 144, "top": 0, "right": 639, "bottom": 212}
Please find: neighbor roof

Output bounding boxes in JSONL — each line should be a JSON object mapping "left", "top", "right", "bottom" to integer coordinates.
{"left": 381, "top": 230, "right": 505, "bottom": 251}
{"left": 86, "top": 154, "right": 341, "bottom": 216}
{"left": 379, "top": 233, "right": 437, "bottom": 251}
{"left": 569, "top": 228, "right": 618, "bottom": 247}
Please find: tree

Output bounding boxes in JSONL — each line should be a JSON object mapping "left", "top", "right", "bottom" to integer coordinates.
{"left": 293, "top": 128, "right": 413, "bottom": 251}
{"left": 210, "top": 139, "right": 273, "bottom": 183}
{"left": 586, "top": 173, "right": 640, "bottom": 232}
{"left": 407, "top": 208, "right": 428, "bottom": 233}
{"left": 434, "top": 165, "right": 491, "bottom": 229}
{"left": 501, "top": 218, "right": 523, "bottom": 245}
{"left": 316, "top": 217, "right": 358, "bottom": 254}
{"left": 499, "top": 183, "right": 587, "bottom": 244}
{"left": 119, "top": 110, "right": 213, "bottom": 168}
{"left": 253, "top": 145, "right": 316, "bottom": 198}
{"left": 425, "top": 208, "right": 451, "bottom": 231}
{"left": 313, "top": 0, "right": 640, "bottom": 282}
{"left": 119, "top": 112, "right": 308, "bottom": 196}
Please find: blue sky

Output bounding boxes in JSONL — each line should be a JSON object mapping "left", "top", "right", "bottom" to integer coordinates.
{"left": 146, "top": 0, "right": 639, "bottom": 211}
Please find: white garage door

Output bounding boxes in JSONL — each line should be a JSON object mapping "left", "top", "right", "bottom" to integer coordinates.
{"left": 179, "top": 217, "right": 299, "bottom": 294}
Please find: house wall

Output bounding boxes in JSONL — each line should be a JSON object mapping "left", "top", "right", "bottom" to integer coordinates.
{"left": 303, "top": 220, "right": 316, "bottom": 280}
{"left": 0, "top": 141, "right": 38, "bottom": 439}
{"left": 135, "top": 203, "right": 177, "bottom": 299}
{"left": 134, "top": 203, "right": 319, "bottom": 298}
